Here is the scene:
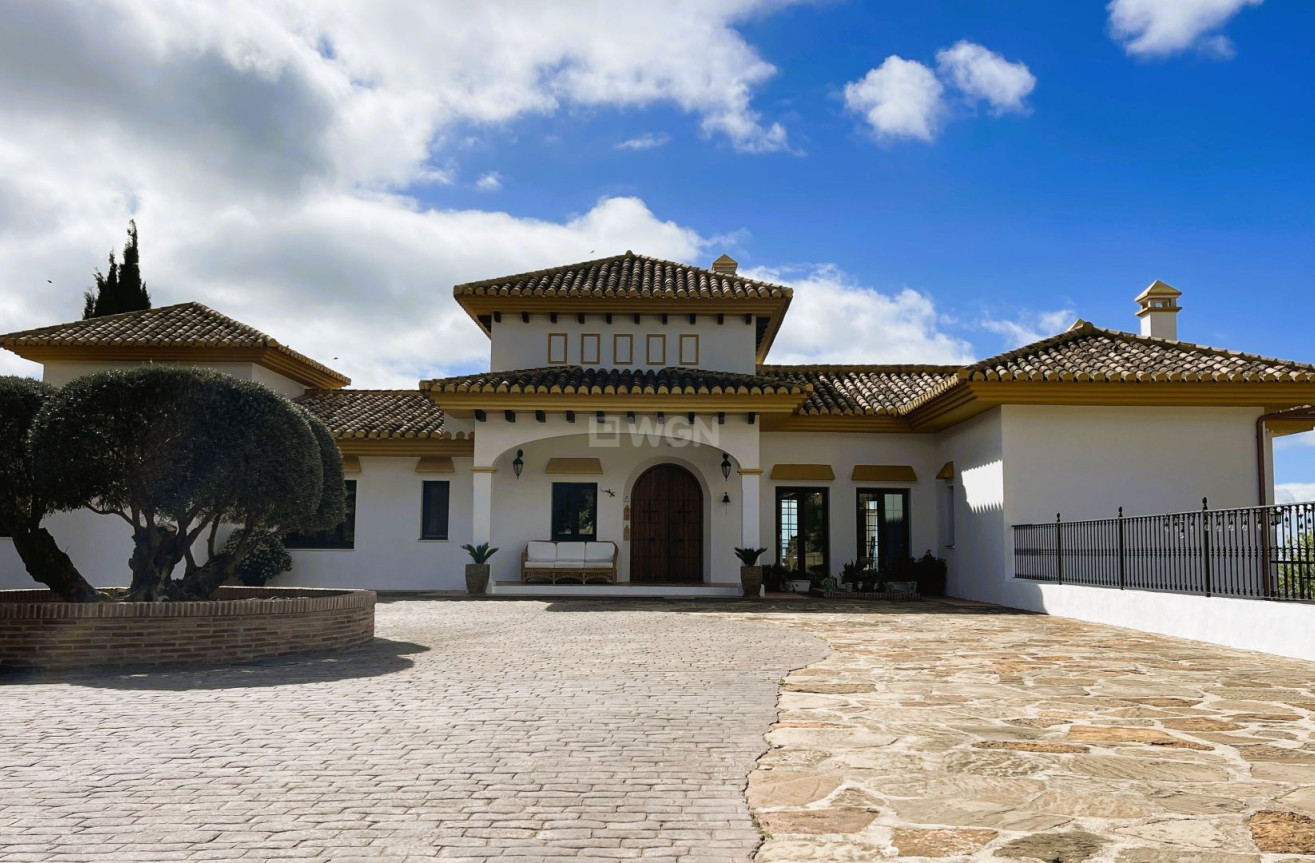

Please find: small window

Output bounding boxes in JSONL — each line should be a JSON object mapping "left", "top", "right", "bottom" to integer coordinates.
{"left": 678, "top": 334, "right": 699, "bottom": 365}
{"left": 646, "top": 333, "right": 666, "bottom": 365}
{"left": 580, "top": 333, "right": 601, "bottom": 365}
{"left": 286, "top": 480, "right": 357, "bottom": 549}
{"left": 614, "top": 333, "right": 633, "bottom": 365}
{"left": 547, "top": 333, "right": 568, "bottom": 365}
{"left": 421, "top": 481, "right": 450, "bottom": 540}
{"left": 551, "top": 482, "right": 597, "bottom": 541}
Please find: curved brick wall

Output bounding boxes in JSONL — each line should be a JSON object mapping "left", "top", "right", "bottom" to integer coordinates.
{"left": 0, "top": 587, "right": 375, "bottom": 670}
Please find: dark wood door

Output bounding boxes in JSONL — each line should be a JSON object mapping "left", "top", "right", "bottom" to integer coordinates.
{"left": 630, "top": 464, "right": 703, "bottom": 582}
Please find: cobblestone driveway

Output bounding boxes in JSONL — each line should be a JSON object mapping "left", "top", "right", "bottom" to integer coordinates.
{"left": 0, "top": 600, "right": 826, "bottom": 862}
{"left": 5, "top": 598, "right": 1315, "bottom": 862}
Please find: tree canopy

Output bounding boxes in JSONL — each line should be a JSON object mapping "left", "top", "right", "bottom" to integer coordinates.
{"left": 30, "top": 367, "right": 344, "bottom": 600}
{"left": 82, "top": 220, "right": 151, "bottom": 319}
{"left": 0, "top": 376, "right": 100, "bottom": 601}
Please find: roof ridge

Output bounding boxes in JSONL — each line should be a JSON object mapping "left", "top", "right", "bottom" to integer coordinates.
{"left": 300, "top": 388, "right": 425, "bottom": 396}
{"left": 759, "top": 363, "right": 963, "bottom": 374}
{"left": 451, "top": 250, "right": 795, "bottom": 297}
{"left": 1090, "top": 325, "right": 1315, "bottom": 371}
{"left": 962, "top": 321, "right": 1098, "bottom": 373}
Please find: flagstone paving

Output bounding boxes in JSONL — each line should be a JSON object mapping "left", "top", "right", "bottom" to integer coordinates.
{"left": 3, "top": 597, "right": 1315, "bottom": 862}
{"left": 696, "top": 599, "right": 1315, "bottom": 862}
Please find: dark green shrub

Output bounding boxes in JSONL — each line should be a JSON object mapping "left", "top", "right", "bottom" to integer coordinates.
{"left": 226, "top": 530, "right": 292, "bottom": 586}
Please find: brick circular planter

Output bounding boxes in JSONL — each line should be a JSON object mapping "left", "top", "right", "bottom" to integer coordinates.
{"left": 0, "top": 586, "right": 375, "bottom": 671}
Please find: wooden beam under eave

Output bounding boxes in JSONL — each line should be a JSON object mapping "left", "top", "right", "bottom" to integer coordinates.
{"left": 335, "top": 438, "right": 474, "bottom": 458}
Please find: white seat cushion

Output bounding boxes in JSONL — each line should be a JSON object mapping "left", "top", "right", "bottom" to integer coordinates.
{"left": 555, "top": 542, "right": 586, "bottom": 560}
{"left": 526, "top": 541, "right": 557, "bottom": 564}
{"left": 581, "top": 561, "right": 613, "bottom": 569}
{"left": 553, "top": 560, "right": 586, "bottom": 569}
{"left": 584, "top": 542, "right": 614, "bottom": 562}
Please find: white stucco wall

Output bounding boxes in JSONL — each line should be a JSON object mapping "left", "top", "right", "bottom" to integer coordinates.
{"left": 281, "top": 456, "right": 473, "bottom": 591}
{"left": 489, "top": 315, "right": 758, "bottom": 374}
{"left": 41, "top": 359, "right": 307, "bottom": 397}
{"left": 758, "top": 432, "right": 939, "bottom": 576}
{"left": 934, "top": 409, "right": 1007, "bottom": 601}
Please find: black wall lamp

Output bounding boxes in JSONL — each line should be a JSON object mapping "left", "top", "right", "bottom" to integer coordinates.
{"left": 720, "top": 452, "right": 732, "bottom": 480}
{"left": 721, "top": 492, "right": 731, "bottom": 504}
{"left": 512, "top": 449, "right": 524, "bottom": 478}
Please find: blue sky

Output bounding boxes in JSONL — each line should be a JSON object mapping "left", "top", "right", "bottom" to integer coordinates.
{"left": 0, "top": 1, "right": 1311, "bottom": 487}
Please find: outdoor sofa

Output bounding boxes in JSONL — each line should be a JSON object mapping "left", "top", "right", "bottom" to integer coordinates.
{"left": 521, "top": 540, "right": 619, "bottom": 584}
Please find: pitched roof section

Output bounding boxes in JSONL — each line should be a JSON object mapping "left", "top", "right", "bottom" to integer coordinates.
{"left": 453, "top": 251, "right": 791, "bottom": 302}
{"left": 1, "top": 302, "right": 349, "bottom": 388}
{"left": 425, "top": 365, "right": 810, "bottom": 397}
{"left": 295, "top": 389, "right": 449, "bottom": 439}
{"left": 452, "top": 251, "right": 793, "bottom": 361}
{"left": 961, "top": 323, "right": 1315, "bottom": 384}
{"left": 758, "top": 365, "right": 960, "bottom": 416}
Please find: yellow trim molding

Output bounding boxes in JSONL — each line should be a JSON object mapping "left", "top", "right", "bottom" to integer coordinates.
{"left": 335, "top": 438, "right": 473, "bottom": 458}
{"left": 737, "top": 468, "right": 764, "bottom": 476}
{"left": 341, "top": 455, "right": 362, "bottom": 474}
{"left": 613, "top": 333, "right": 633, "bottom": 365}
{"left": 580, "top": 333, "right": 601, "bottom": 365}
{"left": 936, "top": 461, "right": 955, "bottom": 480}
{"left": 679, "top": 334, "right": 699, "bottom": 366}
{"left": 770, "top": 464, "right": 835, "bottom": 481}
{"left": 7, "top": 344, "right": 349, "bottom": 390}
{"left": 415, "top": 456, "right": 455, "bottom": 473}
{"left": 646, "top": 333, "right": 666, "bottom": 365}
{"left": 547, "top": 333, "right": 568, "bottom": 365}
{"left": 851, "top": 465, "right": 917, "bottom": 482}
{"left": 545, "top": 457, "right": 604, "bottom": 475}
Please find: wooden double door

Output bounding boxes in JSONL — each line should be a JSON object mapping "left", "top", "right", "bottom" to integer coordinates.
{"left": 630, "top": 464, "right": 703, "bottom": 583}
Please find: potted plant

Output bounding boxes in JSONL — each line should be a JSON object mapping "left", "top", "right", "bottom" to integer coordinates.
{"left": 913, "top": 551, "right": 947, "bottom": 596}
{"left": 839, "top": 560, "right": 864, "bottom": 593}
{"left": 460, "top": 542, "right": 498, "bottom": 595}
{"left": 734, "top": 547, "right": 767, "bottom": 597}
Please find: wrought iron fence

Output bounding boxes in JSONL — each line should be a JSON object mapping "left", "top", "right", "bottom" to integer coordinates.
{"left": 1013, "top": 500, "right": 1315, "bottom": 602}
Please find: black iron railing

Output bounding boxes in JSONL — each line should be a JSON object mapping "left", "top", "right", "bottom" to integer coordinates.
{"left": 1013, "top": 500, "right": 1315, "bottom": 602}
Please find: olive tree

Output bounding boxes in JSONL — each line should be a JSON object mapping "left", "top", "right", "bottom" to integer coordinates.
{"left": 30, "top": 367, "right": 345, "bottom": 601}
{"left": 0, "top": 376, "right": 100, "bottom": 602}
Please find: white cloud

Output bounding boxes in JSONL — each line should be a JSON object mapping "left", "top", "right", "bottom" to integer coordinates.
{"left": 843, "top": 56, "right": 944, "bottom": 142}
{"left": 1107, "top": 0, "right": 1263, "bottom": 58}
{"left": 0, "top": 2, "right": 810, "bottom": 385}
{"left": 979, "top": 308, "right": 1077, "bottom": 349}
{"left": 1275, "top": 431, "right": 1315, "bottom": 453}
{"left": 474, "top": 172, "right": 502, "bottom": 192}
{"left": 745, "top": 264, "right": 976, "bottom": 365}
{"left": 935, "top": 41, "right": 1036, "bottom": 115}
{"left": 616, "top": 133, "right": 672, "bottom": 151}
{"left": 1276, "top": 483, "right": 1315, "bottom": 504}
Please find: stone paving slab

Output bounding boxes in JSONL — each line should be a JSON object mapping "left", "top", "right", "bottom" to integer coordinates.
{"left": 696, "top": 599, "right": 1315, "bottom": 863}
{"left": 0, "top": 600, "right": 826, "bottom": 862}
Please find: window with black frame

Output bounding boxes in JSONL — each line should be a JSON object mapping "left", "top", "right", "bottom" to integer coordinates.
{"left": 856, "top": 488, "right": 910, "bottom": 569}
{"left": 286, "top": 480, "right": 357, "bottom": 549}
{"left": 421, "top": 481, "right": 450, "bottom": 540}
{"left": 551, "top": 482, "right": 597, "bottom": 541}
{"left": 777, "top": 487, "right": 829, "bottom": 578}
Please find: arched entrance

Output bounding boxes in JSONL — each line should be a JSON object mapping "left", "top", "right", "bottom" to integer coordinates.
{"left": 630, "top": 464, "right": 703, "bottom": 583}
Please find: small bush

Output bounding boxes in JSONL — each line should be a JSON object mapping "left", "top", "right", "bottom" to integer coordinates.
{"left": 225, "top": 530, "right": 292, "bottom": 587}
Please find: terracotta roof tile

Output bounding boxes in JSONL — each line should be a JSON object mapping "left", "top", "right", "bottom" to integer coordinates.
{"left": 453, "top": 251, "right": 792, "bottom": 301}
{"left": 757, "top": 365, "right": 960, "bottom": 415}
{"left": 1, "top": 302, "right": 349, "bottom": 386}
{"left": 424, "top": 366, "right": 810, "bottom": 397}
{"left": 962, "top": 324, "right": 1315, "bottom": 384}
{"left": 295, "top": 389, "right": 448, "bottom": 439}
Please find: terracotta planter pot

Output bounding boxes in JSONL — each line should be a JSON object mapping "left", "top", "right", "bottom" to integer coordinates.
{"left": 739, "top": 565, "right": 763, "bottom": 598}
{"left": 465, "top": 564, "right": 490, "bottom": 595}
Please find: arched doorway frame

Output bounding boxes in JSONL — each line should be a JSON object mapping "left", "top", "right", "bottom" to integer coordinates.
{"left": 624, "top": 455, "right": 713, "bottom": 584}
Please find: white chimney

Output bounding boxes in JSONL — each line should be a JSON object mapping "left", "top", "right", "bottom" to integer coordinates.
{"left": 710, "top": 254, "right": 738, "bottom": 276}
{"left": 1135, "top": 280, "right": 1182, "bottom": 341}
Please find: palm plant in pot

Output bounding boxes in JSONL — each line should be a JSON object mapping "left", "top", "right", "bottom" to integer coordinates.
{"left": 734, "top": 547, "right": 767, "bottom": 598}
{"left": 460, "top": 542, "right": 498, "bottom": 595}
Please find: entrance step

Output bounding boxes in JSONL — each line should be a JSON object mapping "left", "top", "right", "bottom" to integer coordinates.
{"left": 491, "top": 581, "right": 743, "bottom": 598}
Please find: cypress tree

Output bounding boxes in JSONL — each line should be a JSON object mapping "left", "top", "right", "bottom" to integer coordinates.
{"left": 82, "top": 220, "right": 151, "bottom": 319}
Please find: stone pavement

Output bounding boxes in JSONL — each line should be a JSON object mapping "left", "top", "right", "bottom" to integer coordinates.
{"left": 0, "top": 599, "right": 826, "bottom": 862}
{"left": 4, "top": 598, "right": 1315, "bottom": 862}
{"left": 699, "top": 599, "right": 1315, "bottom": 862}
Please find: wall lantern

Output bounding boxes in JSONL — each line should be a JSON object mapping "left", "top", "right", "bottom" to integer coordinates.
{"left": 720, "top": 452, "right": 732, "bottom": 480}
{"left": 512, "top": 449, "right": 524, "bottom": 478}
{"left": 721, "top": 492, "right": 731, "bottom": 504}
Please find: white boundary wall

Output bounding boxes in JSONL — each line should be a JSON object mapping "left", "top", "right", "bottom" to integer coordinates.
{"left": 1028, "top": 583, "right": 1315, "bottom": 663}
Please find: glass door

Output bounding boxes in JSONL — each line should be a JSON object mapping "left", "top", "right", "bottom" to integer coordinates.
{"left": 856, "top": 488, "right": 911, "bottom": 569}
{"left": 777, "top": 487, "right": 830, "bottom": 579}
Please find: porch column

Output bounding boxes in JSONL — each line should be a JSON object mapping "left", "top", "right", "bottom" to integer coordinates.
{"left": 740, "top": 468, "right": 763, "bottom": 550}
{"left": 471, "top": 467, "right": 495, "bottom": 544}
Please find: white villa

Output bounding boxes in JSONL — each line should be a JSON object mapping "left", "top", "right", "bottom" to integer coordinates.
{"left": 4, "top": 251, "right": 1315, "bottom": 652}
